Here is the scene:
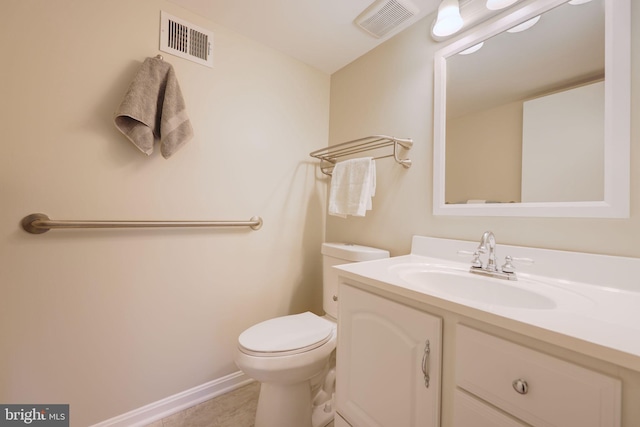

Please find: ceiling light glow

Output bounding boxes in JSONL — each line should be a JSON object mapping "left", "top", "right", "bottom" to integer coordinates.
{"left": 459, "top": 42, "right": 484, "bottom": 55}
{"left": 506, "top": 15, "right": 541, "bottom": 33}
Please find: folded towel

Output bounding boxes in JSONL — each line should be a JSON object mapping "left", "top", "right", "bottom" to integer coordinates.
{"left": 328, "top": 158, "right": 376, "bottom": 217}
{"left": 114, "top": 57, "right": 193, "bottom": 159}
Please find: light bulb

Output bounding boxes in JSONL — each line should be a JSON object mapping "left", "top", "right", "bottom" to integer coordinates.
{"left": 432, "top": 0, "right": 464, "bottom": 37}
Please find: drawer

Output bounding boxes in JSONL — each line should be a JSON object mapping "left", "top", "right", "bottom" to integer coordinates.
{"left": 454, "top": 389, "right": 527, "bottom": 427}
{"left": 455, "top": 325, "right": 621, "bottom": 427}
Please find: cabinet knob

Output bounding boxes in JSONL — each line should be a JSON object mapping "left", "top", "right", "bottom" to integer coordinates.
{"left": 512, "top": 378, "right": 529, "bottom": 395}
{"left": 333, "top": 295, "right": 338, "bottom": 302}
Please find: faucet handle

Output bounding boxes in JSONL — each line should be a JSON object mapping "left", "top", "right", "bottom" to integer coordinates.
{"left": 458, "top": 250, "right": 483, "bottom": 268}
{"left": 501, "top": 255, "right": 535, "bottom": 273}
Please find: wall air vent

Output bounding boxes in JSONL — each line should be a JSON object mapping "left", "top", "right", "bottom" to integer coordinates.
{"left": 355, "top": 0, "right": 420, "bottom": 38}
{"left": 160, "top": 11, "right": 213, "bottom": 68}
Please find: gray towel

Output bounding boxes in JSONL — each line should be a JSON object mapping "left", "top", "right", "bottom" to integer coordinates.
{"left": 114, "top": 57, "right": 193, "bottom": 159}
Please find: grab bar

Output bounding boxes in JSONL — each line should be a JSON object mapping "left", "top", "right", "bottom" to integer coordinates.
{"left": 21, "top": 213, "right": 263, "bottom": 234}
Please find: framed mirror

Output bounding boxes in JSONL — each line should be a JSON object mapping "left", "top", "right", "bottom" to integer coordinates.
{"left": 433, "top": 0, "right": 630, "bottom": 217}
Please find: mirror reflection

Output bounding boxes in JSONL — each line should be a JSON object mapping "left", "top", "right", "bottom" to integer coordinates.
{"left": 444, "top": 0, "right": 604, "bottom": 205}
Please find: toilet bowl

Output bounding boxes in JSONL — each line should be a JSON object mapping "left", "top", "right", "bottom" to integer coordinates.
{"left": 236, "top": 312, "right": 337, "bottom": 427}
{"left": 235, "top": 243, "right": 389, "bottom": 427}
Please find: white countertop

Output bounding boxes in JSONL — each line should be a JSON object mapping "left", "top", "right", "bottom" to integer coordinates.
{"left": 335, "top": 236, "right": 640, "bottom": 373}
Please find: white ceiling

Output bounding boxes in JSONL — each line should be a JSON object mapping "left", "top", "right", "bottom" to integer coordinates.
{"left": 165, "top": 0, "right": 602, "bottom": 115}
{"left": 168, "top": 0, "right": 442, "bottom": 74}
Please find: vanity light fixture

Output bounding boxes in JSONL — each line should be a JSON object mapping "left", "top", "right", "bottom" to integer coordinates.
{"left": 506, "top": 15, "right": 540, "bottom": 33}
{"left": 432, "top": 0, "right": 464, "bottom": 37}
{"left": 486, "top": 0, "right": 519, "bottom": 10}
{"left": 459, "top": 42, "right": 484, "bottom": 55}
{"left": 568, "top": 0, "right": 593, "bottom": 4}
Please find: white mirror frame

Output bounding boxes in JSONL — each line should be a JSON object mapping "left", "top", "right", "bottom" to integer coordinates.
{"left": 433, "top": 0, "right": 630, "bottom": 218}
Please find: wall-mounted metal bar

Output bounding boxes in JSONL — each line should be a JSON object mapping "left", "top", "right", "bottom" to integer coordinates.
{"left": 21, "top": 213, "right": 263, "bottom": 234}
{"left": 309, "top": 135, "right": 413, "bottom": 175}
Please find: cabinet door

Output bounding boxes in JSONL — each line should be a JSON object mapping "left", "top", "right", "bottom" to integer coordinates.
{"left": 337, "top": 283, "right": 442, "bottom": 427}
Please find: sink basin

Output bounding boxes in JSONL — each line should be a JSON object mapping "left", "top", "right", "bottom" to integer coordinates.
{"left": 399, "top": 268, "right": 554, "bottom": 309}
{"left": 390, "top": 264, "right": 593, "bottom": 311}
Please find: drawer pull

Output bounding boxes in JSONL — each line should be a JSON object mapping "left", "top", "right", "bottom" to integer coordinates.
{"left": 512, "top": 378, "right": 529, "bottom": 395}
{"left": 421, "top": 340, "right": 431, "bottom": 388}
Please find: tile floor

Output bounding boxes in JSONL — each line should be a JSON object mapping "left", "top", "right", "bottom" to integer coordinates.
{"left": 144, "top": 381, "right": 334, "bottom": 427}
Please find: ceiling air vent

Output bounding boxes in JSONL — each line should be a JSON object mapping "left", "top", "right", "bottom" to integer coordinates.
{"left": 160, "top": 11, "right": 213, "bottom": 68}
{"left": 355, "top": 0, "right": 420, "bottom": 38}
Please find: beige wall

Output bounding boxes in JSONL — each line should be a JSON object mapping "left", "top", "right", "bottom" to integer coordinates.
{"left": 0, "top": 1, "right": 329, "bottom": 425}
{"left": 446, "top": 101, "right": 523, "bottom": 203}
{"left": 328, "top": 2, "right": 639, "bottom": 259}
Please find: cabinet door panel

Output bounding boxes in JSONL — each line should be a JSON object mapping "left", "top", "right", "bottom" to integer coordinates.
{"left": 337, "top": 283, "right": 442, "bottom": 427}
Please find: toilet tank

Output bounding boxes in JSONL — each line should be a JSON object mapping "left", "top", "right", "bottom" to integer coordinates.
{"left": 321, "top": 243, "right": 389, "bottom": 319}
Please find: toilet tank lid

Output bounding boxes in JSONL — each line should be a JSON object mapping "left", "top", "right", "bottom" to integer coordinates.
{"left": 321, "top": 243, "right": 389, "bottom": 262}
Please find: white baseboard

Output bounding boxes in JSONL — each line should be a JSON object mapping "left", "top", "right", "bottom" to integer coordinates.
{"left": 90, "top": 371, "right": 254, "bottom": 427}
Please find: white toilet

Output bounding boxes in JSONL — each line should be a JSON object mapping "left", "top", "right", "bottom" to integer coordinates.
{"left": 235, "top": 243, "right": 389, "bottom": 427}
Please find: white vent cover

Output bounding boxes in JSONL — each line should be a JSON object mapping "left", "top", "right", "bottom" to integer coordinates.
{"left": 160, "top": 11, "right": 213, "bottom": 68}
{"left": 355, "top": 0, "right": 420, "bottom": 38}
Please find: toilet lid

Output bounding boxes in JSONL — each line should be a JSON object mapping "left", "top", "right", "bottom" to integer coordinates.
{"left": 238, "top": 312, "right": 334, "bottom": 355}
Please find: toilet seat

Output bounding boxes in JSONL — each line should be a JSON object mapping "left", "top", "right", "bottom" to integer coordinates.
{"left": 239, "top": 312, "right": 335, "bottom": 357}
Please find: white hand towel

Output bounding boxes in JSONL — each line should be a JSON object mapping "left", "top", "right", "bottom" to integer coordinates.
{"left": 114, "top": 57, "right": 193, "bottom": 159}
{"left": 328, "top": 157, "right": 376, "bottom": 217}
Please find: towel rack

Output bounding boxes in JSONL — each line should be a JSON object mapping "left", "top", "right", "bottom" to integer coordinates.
{"left": 309, "top": 135, "right": 413, "bottom": 175}
{"left": 21, "top": 213, "right": 263, "bottom": 234}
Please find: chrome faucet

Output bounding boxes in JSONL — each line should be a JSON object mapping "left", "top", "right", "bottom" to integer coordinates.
{"left": 477, "top": 231, "right": 498, "bottom": 272}
{"left": 467, "top": 231, "right": 516, "bottom": 280}
{"left": 459, "top": 231, "right": 534, "bottom": 281}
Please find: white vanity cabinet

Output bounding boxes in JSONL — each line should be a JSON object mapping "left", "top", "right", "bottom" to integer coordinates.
{"left": 333, "top": 236, "right": 640, "bottom": 425}
{"left": 454, "top": 325, "right": 622, "bottom": 427}
{"left": 336, "top": 283, "right": 442, "bottom": 427}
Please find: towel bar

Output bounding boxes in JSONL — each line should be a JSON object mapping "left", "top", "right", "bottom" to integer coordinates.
{"left": 310, "top": 135, "right": 413, "bottom": 175}
{"left": 21, "top": 213, "right": 263, "bottom": 234}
